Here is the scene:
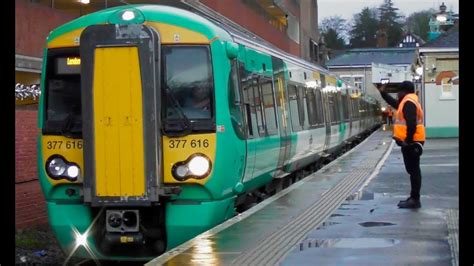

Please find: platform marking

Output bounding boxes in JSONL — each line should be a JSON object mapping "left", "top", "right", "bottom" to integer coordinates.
{"left": 447, "top": 209, "right": 459, "bottom": 266}
{"left": 352, "top": 139, "right": 395, "bottom": 200}
{"left": 420, "top": 163, "right": 459, "bottom": 167}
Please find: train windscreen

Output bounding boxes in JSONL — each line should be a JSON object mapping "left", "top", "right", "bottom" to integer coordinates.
{"left": 43, "top": 49, "right": 82, "bottom": 137}
{"left": 162, "top": 45, "right": 214, "bottom": 122}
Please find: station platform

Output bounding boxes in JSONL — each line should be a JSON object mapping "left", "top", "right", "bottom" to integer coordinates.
{"left": 146, "top": 128, "right": 459, "bottom": 266}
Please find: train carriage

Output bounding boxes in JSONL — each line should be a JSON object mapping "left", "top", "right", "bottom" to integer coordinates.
{"left": 38, "top": 4, "right": 380, "bottom": 261}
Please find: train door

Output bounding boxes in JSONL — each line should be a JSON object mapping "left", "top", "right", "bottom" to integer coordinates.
{"left": 337, "top": 92, "right": 346, "bottom": 144}
{"left": 319, "top": 76, "right": 331, "bottom": 152}
{"left": 271, "top": 57, "right": 291, "bottom": 177}
{"left": 240, "top": 52, "right": 280, "bottom": 184}
{"left": 80, "top": 24, "right": 161, "bottom": 204}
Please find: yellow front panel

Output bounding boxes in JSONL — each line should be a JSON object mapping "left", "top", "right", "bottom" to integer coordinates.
{"left": 41, "top": 136, "right": 84, "bottom": 185}
{"left": 47, "top": 28, "right": 84, "bottom": 48}
{"left": 163, "top": 133, "right": 216, "bottom": 185}
{"left": 144, "top": 22, "right": 212, "bottom": 44}
{"left": 93, "top": 47, "right": 145, "bottom": 197}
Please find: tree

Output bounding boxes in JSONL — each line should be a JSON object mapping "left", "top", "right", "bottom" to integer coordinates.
{"left": 319, "top": 16, "right": 348, "bottom": 49}
{"left": 349, "top": 7, "right": 379, "bottom": 48}
{"left": 378, "top": 0, "right": 404, "bottom": 47}
{"left": 405, "top": 9, "right": 436, "bottom": 41}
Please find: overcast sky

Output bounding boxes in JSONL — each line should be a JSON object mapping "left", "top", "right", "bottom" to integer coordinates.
{"left": 318, "top": 0, "right": 459, "bottom": 23}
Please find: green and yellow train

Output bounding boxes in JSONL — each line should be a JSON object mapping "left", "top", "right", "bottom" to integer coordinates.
{"left": 38, "top": 4, "right": 380, "bottom": 261}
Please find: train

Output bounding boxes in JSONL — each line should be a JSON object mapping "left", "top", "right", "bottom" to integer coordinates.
{"left": 38, "top": 3, "right": 381, "bottom": 261}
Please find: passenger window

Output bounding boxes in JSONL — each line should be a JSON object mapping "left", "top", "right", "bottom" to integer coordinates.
{"left": 288, "top": 84, "right": 302, "bottom": 131}
{"left": 341, "top": 94, "right": 349, "bottom": 122}
{"left": 228, "top": 60, "right": 245, "bottom": 139}
{"left": 298, "top": 87, "right": 308, "bottom": 129}
{"left": 260, "top": 79, "right": 278, "bottom": 136}
{"left": 328, "top": 92, "right": 340, "bottom": 124}
{"left": 315, "top": 89, "right": 324, "bottom": 125}
{"left": 242, "top": 78, "right": 260, "bottom": 138}
{"left": 306, "top": 88, "right": 318, "bottom": 126}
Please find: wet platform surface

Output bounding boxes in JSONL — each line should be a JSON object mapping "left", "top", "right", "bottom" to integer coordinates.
{"left": 283, "top": 136, "right": 459, "bottom": 266}
{"left": 147, "top": 129, "right": 459, "bottom": 266}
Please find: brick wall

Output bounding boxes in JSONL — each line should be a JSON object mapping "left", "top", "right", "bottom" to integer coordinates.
{"left": 15, "top": 107, "right": 47, "bottom": 229}
{"left": 201, "top": 0, "right": 300, "bottom": 57}
{"left": 15, "top": 0, "right": 78, "bottom": 57}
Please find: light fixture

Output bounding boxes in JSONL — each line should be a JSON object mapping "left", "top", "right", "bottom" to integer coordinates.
{"left": 415, "top": 66, "right": 423, "bottom": 76}
{"left": 436, "top": 14, "right": 447, "bottom": 23}
{"left": 80, "top": 0, "right": 90, "bottom": 4}
{"left": 75, "top": 232, "right": 88, "bottom": 247}
{"left": 122, "top": 10, "right": 135, "bottom": 21}
{"left": 45, "top": 155, "right": 81, "bottom": 181}
{"left": 172, "top": 154, "right": 212, "bottom": 181}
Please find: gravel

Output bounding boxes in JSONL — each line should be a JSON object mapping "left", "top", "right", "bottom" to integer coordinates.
{"left": 16, "top": 224, "right": 85, "bottom": 265}
{"left": 15, "top": 224, "right": 148, "bottom": 265}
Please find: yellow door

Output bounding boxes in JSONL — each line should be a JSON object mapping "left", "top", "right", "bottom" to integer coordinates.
{"left": 93, "top": 46, "right": 145, "bottom": 197}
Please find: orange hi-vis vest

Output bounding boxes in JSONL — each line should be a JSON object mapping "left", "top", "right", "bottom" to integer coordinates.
{"left": 393, "top": 93, "right": 426, "bottom": 142}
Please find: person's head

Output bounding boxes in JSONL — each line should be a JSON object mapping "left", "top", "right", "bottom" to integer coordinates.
{"left": 397, "top": 80, "right": 415, "bottom": 99}
{"left": 192, "top": 86, "right": 210, "bottom": 101}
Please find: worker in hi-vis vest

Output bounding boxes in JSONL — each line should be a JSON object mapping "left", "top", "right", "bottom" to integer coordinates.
{"left": 377, "top": 81, "right": 426, "bottom": 209}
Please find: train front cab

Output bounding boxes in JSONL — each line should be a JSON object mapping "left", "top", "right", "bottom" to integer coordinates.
{"left": 38, "top": 6, "right": 244, "bottom": 260}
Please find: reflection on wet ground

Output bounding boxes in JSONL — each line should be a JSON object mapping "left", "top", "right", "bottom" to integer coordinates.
{"left": 298, "top": 238, "right": 400, "bottom": 250}
{"left": 358, "top": 221, "right": 396, "bottom": 227}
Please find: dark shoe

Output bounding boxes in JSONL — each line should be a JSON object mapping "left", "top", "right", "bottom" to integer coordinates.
{"left": 398, "top": 198, "right": 421, "bottom": 209}
{"left": 398, "top": 197, "right": 411, "bottom": 204}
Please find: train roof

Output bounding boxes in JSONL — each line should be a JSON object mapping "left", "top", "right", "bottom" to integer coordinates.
{"left": 154, "top": 1, "right": 334, "bottom": 77}
{"left": 48, "top": 1, "right": 334, "bottom": 79}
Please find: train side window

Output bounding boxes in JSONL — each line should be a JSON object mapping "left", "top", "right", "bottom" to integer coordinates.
{"left": 260, "top": 78, "right": 278, "bottom": 136}
{"left": 306, "top": 88, "right": 318, "bottom": 126}
{"left": 335, "top": 93, "right": 342, "bottom": 123}
{"left": 288, "top": 84, "right": 302, "bottom": 132}
{"left": 228, "top": 60, "right": 245, "bottom": 139}
{"left": 252, "top": 78, "right": 266, "bottom": 136}
{"left": 314, "top": 89, "right": 324, "bottom": 125}
{"left": 298, "top": 87, "right": 308, "bottom": 129}
{"left": 241, "top": 76, "right": 260, "bottom": 138}
{"left": 341, "top": 94, "right": 349, "bottom": 122}
{"left": 327, "top": 93, "right": 335, "bottom": 124}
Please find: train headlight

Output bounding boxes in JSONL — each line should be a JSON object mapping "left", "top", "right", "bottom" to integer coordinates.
{"left": 47, "top": 157, "right": 67, "bottom": 177}
{"left": 175, "top": 165, "right": 189, "bottom": 179}
{"left": 172, "top": 154, "right": 212, "bottom": 181}
{"left": 67, "top": 165, "right": 80, "bottom": 179}
{"left": 188, "top": 156, "right": 210, "bottom": 176}
{"left": 46, "top": 155, "right": 80, "bottom": 181}
{"left": 121, "top": 10, "right": 135, "bottom": 21}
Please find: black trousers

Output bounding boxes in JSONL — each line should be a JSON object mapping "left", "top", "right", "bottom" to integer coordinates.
{"left": 401, "top": 144, "right": 423, "bottom": 200}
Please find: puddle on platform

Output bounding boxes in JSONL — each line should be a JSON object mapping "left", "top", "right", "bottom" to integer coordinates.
{"left": 330, "top": 213, "right": 345, "bottom": 217}
{"left": 298, "top": 238, "right": 400, "bottom": 250}
{"left": 346, "top": 191, "right": 375, "bottom": 201}
{"left": 316, "top": 221, "right": 340, "bottom": 230}
{"left": 338, "top": 207, "right": 358, "bottom": 210}
{"left": 359, "top": 221, "right": 396, "bottom": 227}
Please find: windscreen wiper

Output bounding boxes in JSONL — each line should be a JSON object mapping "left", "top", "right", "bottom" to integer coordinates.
{"left": 61, "top": 113, "right": 82, "bottom": 138}
{"left": 163, "top": 87, "right": 193, "bottom": 136}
